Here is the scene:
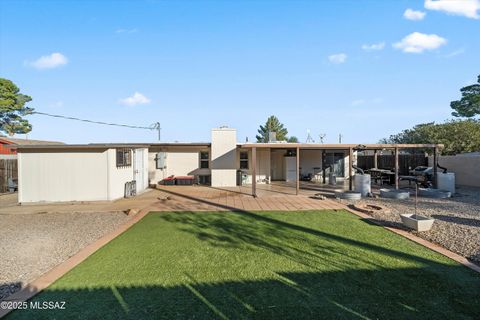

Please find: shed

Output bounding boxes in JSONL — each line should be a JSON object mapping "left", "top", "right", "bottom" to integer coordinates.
{"left": 14, "top": 144, "right": 149, "bottom": 203}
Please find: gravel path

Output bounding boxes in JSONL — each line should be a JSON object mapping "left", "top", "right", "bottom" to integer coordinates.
{"left": 0, "top": 211, "right": 129, "bottom": 300}
{"left": 352, "top": 186, "right": 480, "bottom": 265}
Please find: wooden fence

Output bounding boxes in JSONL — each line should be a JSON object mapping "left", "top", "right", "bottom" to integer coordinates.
{"left": 0, "top": 159, "right": 17, "bottom": 193}
{"left": 357, "top": 155, "right": 427, "bottom": 175}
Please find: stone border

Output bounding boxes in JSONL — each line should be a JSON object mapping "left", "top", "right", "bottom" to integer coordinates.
{"left": 0, "top": 207, "right": 152, "bottom": 319}
{"left": 344, "top": 207, "right": 480, "bottom": 274}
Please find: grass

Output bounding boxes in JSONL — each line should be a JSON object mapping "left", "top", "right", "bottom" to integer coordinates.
{"left": 7, "top": 210, "right": 480, "bottom": 319}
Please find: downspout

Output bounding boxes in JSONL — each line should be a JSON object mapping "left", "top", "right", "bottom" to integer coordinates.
{"left": 106, "top": 149, "right": 111, "bottom": 200}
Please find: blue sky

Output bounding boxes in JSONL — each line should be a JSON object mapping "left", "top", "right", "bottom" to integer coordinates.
{"left": 1, "top": 0, "right": 479, "bottom": 144}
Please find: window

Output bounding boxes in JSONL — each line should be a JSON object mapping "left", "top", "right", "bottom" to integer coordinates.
{"left": 200, "top": 151, "right": 209, "bottom": 169}
{"left": 240, "top": 151, "right": 249, "bottom": 169}
{"left": 116, "top": 148, "right": 132, "bottom": 167}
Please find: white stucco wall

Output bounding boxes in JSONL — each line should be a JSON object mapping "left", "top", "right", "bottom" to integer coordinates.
{"left": 18, "top": 147, "right": 148, "bottom": 203}
{"left": 299, "top": 150, "right": 322, "bottom": 176}
{"left": 18, "top": 150, "right": 109, "bottom": 203}
{"left": 148, "top": 147, "right": 211, "bottom": 184}
{"left": 106, "top": 148, "right": 148, "bottom": 200}
{"left": 428, "top": 155, "right": 480, "bottom": 187}
{"left": 211, "top": 128, "right": 237, "bottom": 187}
{"left": 237, "top": 148, "right": 270, "bottom": 184}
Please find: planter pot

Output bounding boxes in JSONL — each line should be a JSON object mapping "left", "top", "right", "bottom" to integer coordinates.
{"left": 400, "top": 214, "right": 435, "bottom": 232}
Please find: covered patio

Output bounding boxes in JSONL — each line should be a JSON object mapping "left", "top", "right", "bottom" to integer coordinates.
{"left": 241, "top": 143, "right": 443, "bottom": 197}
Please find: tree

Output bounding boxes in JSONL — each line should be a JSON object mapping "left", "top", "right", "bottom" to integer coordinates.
{"left": 0, "top": 78, "right": 34, "bottom": 135}
{"left": 256, "top": 115, "right": 288, "bottom": 142}
{"left": 287, "top": 136, "right": 299, "bottom": 143}
{"left": 450, "top": 75, "right": 480, "bottom": 118}
{"left": 380, "top": 119, "right": 480, "bottom": 155}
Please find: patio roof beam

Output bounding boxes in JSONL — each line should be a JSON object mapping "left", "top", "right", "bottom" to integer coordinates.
{"left": 433, "top": 146, "right": 438, "bottom": 188}
{"left": 349, "top": 147, "right": 353, "bottom": 191}
{"left": 296, "top": 147, "right": 300, "bottom": 195}
{"left": 252, "top": 147, "right": 257, "bottom": 197}
{"left": 394, "top": 147, "right": 399, "bottom": 190}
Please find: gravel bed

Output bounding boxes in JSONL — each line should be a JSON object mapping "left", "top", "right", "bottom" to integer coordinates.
{"left": 345, "top": 186, "right": 480, "bottom": 265}
{"left": 0, "top": 211, "right": 129, "bottom": 300}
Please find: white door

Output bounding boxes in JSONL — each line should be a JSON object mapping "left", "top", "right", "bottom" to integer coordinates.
{"left": 134, "top": 149, "right": 145, "bottom": 193}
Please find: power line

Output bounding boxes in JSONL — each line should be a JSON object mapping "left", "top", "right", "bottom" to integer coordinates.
{"left": 32, "top": 111, "right": 161, "bottom": 140}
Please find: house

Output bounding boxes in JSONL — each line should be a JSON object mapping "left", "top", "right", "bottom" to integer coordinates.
{"left": 12, "top": 127, "right": 442, "bottom": 203}
{"left": 0, "top": 136, "right": 64, "bottom": 156}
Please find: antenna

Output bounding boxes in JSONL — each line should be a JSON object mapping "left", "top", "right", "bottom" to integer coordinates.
{"left": 318, "top": 133, "right": 326, "bottom": 144}
{"left": 338, "top": 134, "right": 343, "bottom": 143}
{"left": 306, "top": 129, "right": 315, "bottom": 143}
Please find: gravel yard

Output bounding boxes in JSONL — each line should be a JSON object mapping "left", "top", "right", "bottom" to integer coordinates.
{"left": 0, "top": 211, "right": 129, "bottom": 300}
{"left": 353, "top": 186, "right": 480, "bottom": 265}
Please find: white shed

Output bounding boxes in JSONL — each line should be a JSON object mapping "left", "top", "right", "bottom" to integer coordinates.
{"left": 16, "top": 144, "right": 149, "bottom": 203}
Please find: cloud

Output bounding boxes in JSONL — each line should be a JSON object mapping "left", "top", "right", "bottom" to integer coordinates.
{"left": 351, "top": 99, "right": 366, "bottom": 106}
{"left": 443, "top": 48, "right": 465, "bottom": 58}
{"left": 119, "top": 92, "right": 151, "bottom": 106}
{"left": 424, "top": 0, "right": 480, "bottom": 19}
{"left": 361, "top": 42, "right": 385, "bottom": 51}
{"left": 351, "top": 98, "right": 383, "bottom": 106}
{"left": 403, "top": 8, "right": 426, "bottom": 20}
{"left": 116, "top": 28, "right": 138, "bottom": 34}
{"left": 328, "top": 53, "right": 347, "bottom": 64}
{"left": 393, "top": 32, "right": 447, "bottom": 53}
{"left": 25, "top": 52, "right": 68, "bottom": 70}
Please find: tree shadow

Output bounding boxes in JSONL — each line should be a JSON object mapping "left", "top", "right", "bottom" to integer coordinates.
{"left": 431, "top": 215, "right": 480, "bottom": 227}
{"left": 5, "top": 267, "right": 480, "bottom": 320}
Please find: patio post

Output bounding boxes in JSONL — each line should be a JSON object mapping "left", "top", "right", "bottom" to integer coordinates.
{"left": 296, "top": 147, "right": 300, "bottom": 195}
{"left": 373, "top": 149, "right": 378, "bottom": 169}
{"left": 433, "top": 146, "right": 438, "bottom": 188}
{"left": 252, "top": 147, "right": 257, "bottom": 197}
{"left": 349, "top": 147, "right": 353, "bottom": 191}
{"left": 394, "top": 147, "right": 399, "bottom": 190}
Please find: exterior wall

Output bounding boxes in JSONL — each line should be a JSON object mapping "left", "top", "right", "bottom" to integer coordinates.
{"left": 105, "top": 148, "right": 148, "bottom": 200}
{"left": 428, "top": 155, "right": 480, "bottom": 187}
{"left": 237, "top": 148, "right": 270, "bottom": 184}
{"left": 299, "top": 150, "right": 322, "bottom": 176}
{"left": 211, "top": 128, "right": 237, "bottom": 187}
{"left": 0, "top": 141, "right": 16, "bottom": 155}
{"left": 18, "top": 150, "right": 109, "bottom": 203}
{"left": 148, "top": 146, "right": 211, "bottom": 184}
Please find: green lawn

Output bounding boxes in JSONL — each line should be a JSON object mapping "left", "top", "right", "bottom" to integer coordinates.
{"left": 8, "top": 210, "right": 480, "bottom": 319}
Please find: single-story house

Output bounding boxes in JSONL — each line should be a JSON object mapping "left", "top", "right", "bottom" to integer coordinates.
{"left": 12, "top": 127, "right": 442, "bottom": 203}
{"left": 0, "top": 136, "right": 64, "bottom": 157}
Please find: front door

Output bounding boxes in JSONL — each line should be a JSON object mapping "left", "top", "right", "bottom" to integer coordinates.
{"left": 134, "top": 149, "right": 144, "bottom": 193}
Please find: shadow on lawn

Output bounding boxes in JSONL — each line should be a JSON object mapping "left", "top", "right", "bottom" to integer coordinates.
{"left": 6, "top": 267, "right": 480, "bottom": 320}
{"left": 6, "top": 189, "right": 480, "bottom": 319}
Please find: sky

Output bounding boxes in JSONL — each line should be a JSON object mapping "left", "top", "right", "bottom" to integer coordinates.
{"left": 1, "top": 0, "right": 479, "bottom": 144}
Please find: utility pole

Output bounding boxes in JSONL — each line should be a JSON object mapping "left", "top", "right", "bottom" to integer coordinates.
{"left": 338, "top": 133, "right": 343, "bottom": 143}
{"left": 152, "top": 122, "right": 161, "bottom": 141}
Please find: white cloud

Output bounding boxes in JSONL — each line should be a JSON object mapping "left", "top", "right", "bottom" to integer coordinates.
{"left": 361, "top": 42, "right": 385, "bottom": 51}
{"left": 351, "top": 99, "right": 366, "bottom": 106}
{"left": 351, "top": 98, "right": 383, "bottom": 106}
{"left": 403, "top": 8, "right": 427, "bottom": 20}
{"left": 26, "top": 52, "right": 68, "bottom": 70}
{"left": 443, "top": 48, "right": 465, "bottom": 58}
{"left": 119, "top": 92, "right": 151, "bottom": 106}
{"left": 393, "top": 32, "right": 447, "bottom": 53}
{"left": 425, "top": 0, "right": 480, "bottom": 19}
{"left": 328, "top": 53, "right": 347, "bottom": 64}
{"left": 116, "top": 28, "right": 138, "bottom": 34}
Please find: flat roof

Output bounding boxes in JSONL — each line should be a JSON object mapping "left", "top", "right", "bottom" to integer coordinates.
{"left": 240, "top": 143, "right": 443, "bottom": 149}
{"left": 10, "top": 142, "right": 211, "bottom": 151}
{"left": 11, "top": 141, "right": 443, "bottom": 152}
